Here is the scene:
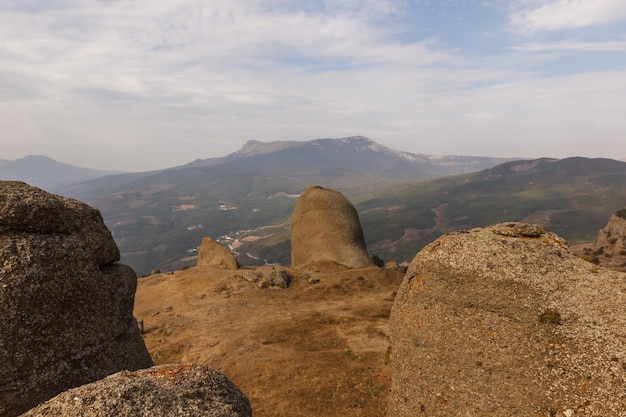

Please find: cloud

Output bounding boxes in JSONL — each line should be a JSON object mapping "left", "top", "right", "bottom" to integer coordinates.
{"left": 0, "top": 0, "right": 625, "bottom": 170}
{"left": 510, "top": 0, "right": 626, "bottom": 32}
{"left": 512, "top": 40, "right": 626, "bottom": 52}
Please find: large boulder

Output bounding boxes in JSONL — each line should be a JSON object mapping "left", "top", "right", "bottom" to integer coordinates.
{"left": 20, "top": 364, "right": 252, "bottom": 417}
{"left": 197, "top": 237, "right": 239, "bottom": 270}
{"left": 290, "top": 185, "right": 372, "bottom": 269}
{"left": 0, "top": 181, "right": 153, "bottom": 417}
{"left": 389, "top": 222, "right": 626, "bottom": 417}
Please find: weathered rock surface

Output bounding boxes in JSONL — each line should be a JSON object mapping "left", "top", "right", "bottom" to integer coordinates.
{"left": 242, "top": 268, "right": 290, "bottom": 288}
{"left": 290, "top": 185, "right": 372, "bottom": 269}
{"left": 389, "top": 222, "right": 626, "bottom": 417}
{"left": 20, "top": 364, "right": 252, "bottom": 417}
{"left": 197, "top": 237, "right": 239, "bottom": 270}
{"left": 578, "top": 209, "right": 626, "bottom": 272}
{"left": 0, "top": 181, "right": 153, "bottom": 417}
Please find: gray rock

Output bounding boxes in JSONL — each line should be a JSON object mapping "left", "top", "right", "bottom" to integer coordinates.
{"left": 242, "top": 268, "right": 290, "bottom": 289}
{"left": 242, "top": 270, "right": 263, "bottom": 283}
{"left": 20, "top": 364, "right": 252, "bottom": 417}
{"left": 0, "top": 181, "right": 153, "bottom": 417}
{"left": 262, "top": 269, "right": 290, "bottom": 289}
{"left": 290, "top": 185, "right": 372, "bottom": 269}
{"left": 389, "top": 222, "right": 626, "bottom": 417}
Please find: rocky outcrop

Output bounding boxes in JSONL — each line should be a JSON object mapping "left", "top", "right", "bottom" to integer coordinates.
{"left": 579, "top": 209, "right": 626, "bottom": 272}
{"left": 389, "top": 222, "right": 626, "bottom": 417}
{"left": 0, "top": 181, "right": 153, "bottom": 417}
{"left": 290, "top": 185, "right": 372, "bottom": 269}
{"left": 20, "top": 364, "right": 252, "bottom": 417}
{"left": 242, "top": 268, "right": 291, "bottom": 288}
{"left": 197, "top": 237, "right": 239, "bottom": 269}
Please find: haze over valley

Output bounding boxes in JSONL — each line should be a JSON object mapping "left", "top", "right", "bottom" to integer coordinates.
{"left": 3, "top": 136, "right": 624, "bottom": 276}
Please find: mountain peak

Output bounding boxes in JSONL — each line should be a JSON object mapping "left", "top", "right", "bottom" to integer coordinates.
{"left": 16, "top": 155, "right": 55, "bottom": 161}
{"left": 234, "top": 139, "right": 303, "bottom": 157}
{"left": 309, "top": 136, "right": 421, "bottom": 162}
{"left": 0, "top": 155, "right": 123, "bottom": 191}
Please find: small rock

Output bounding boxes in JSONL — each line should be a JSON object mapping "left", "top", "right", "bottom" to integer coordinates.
{"left": 196, "top": 237, "right": 239, "bottom": 269}
{"left": 243, "top": 271, "right": 262, "bottom": 283}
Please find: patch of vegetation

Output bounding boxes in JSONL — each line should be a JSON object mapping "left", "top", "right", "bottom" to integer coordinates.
{"left": 371, "top": 254, "right": 385, "bottom": 267}
{"left": 616, "top": 208, "right": 626, "bottom": 219}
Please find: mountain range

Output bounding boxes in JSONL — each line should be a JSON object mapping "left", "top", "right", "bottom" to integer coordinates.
{"left": 0, "top": 155, "right": 123, "bottom": 190}
{"left": 53, "top": 136, "right": 518, "bottom": 274}
{"left": 4, "top": 137, "right": 624, "bottom": 276}
{"left": 60, "top": 136, "right": 512, "bottom": 199}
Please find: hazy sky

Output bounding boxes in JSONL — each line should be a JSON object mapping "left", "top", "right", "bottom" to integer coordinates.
{"left": 1, "top": 0, "right": 626, "bottom": 171}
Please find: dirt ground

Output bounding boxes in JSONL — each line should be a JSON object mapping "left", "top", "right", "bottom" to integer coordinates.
{"left": 134, "top": 264, "right": 404, "bottom": 417}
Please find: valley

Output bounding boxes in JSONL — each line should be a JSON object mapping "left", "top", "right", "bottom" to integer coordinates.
{"left": 4, "top": 137, "right": 625, "bottom": 276}
{"left": 73, "top": 153, "right": 626, "bottom": 276}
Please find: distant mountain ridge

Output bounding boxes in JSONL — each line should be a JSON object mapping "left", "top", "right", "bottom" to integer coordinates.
{"left": 62, "top": 136, "right": 514, "bottom": 202}
{"left": 54, "top": 137, "right": 626, "bottom": 276}
{"left": 0, "top": 155, "right": 124, "bottom": 191}
{"left": 181, "top": 136, "right": 512, "bottom": 176}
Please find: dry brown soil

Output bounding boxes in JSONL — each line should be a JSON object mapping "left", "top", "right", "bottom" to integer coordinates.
{"left": 134, "top": 264, "right": 404, "bottom": 417}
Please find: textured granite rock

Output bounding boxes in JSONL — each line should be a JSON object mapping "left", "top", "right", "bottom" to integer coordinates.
{"left": 197, "top": 237, "right": 239, "bottom": 270}
{"left": 389, "top": 222, "right": 626, "bottom": 417}
{"left": 20, "top": 364, "right": 252, "bottom": 417}
{"left": 0, "top": 181, "right": 153, "bottom": 417}
{"left": 290, "top": 185, "right": 372, "bottom": 269}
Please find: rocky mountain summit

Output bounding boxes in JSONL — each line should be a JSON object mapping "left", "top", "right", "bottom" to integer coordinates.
{"left": 390, "top": 222, "right": 626, "bottom": 417}
{"left": 4, "top": 179, "right": 625, "bottom": 417}
{"left": 20, "top": 364, "right": 251, "bottom": 417}
{"left": 132, "top": 186, "right": 402, "bottom": 416}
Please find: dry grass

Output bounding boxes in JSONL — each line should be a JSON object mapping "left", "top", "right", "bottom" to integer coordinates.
{"left": 134, "top": 264, "right": 404, "bottom": 417}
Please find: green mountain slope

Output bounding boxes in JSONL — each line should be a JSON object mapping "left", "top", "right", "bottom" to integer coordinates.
{"left": 354, "top": 157, "right": 626, "bottom": 263}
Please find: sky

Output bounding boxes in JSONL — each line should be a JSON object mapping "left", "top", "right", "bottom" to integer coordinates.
{"left": 1, "top": 0, "right": 626, "bottom": 172}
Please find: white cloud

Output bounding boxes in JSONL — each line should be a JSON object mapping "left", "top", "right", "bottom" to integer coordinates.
{"left": 512, "top": 40, "right": 626, "bottom": 52}
{"left": 0, "top": 0, "right": 625, "bottom": 170}
{"left": 510, "top": 0, "right": 626, "bottom": 32}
